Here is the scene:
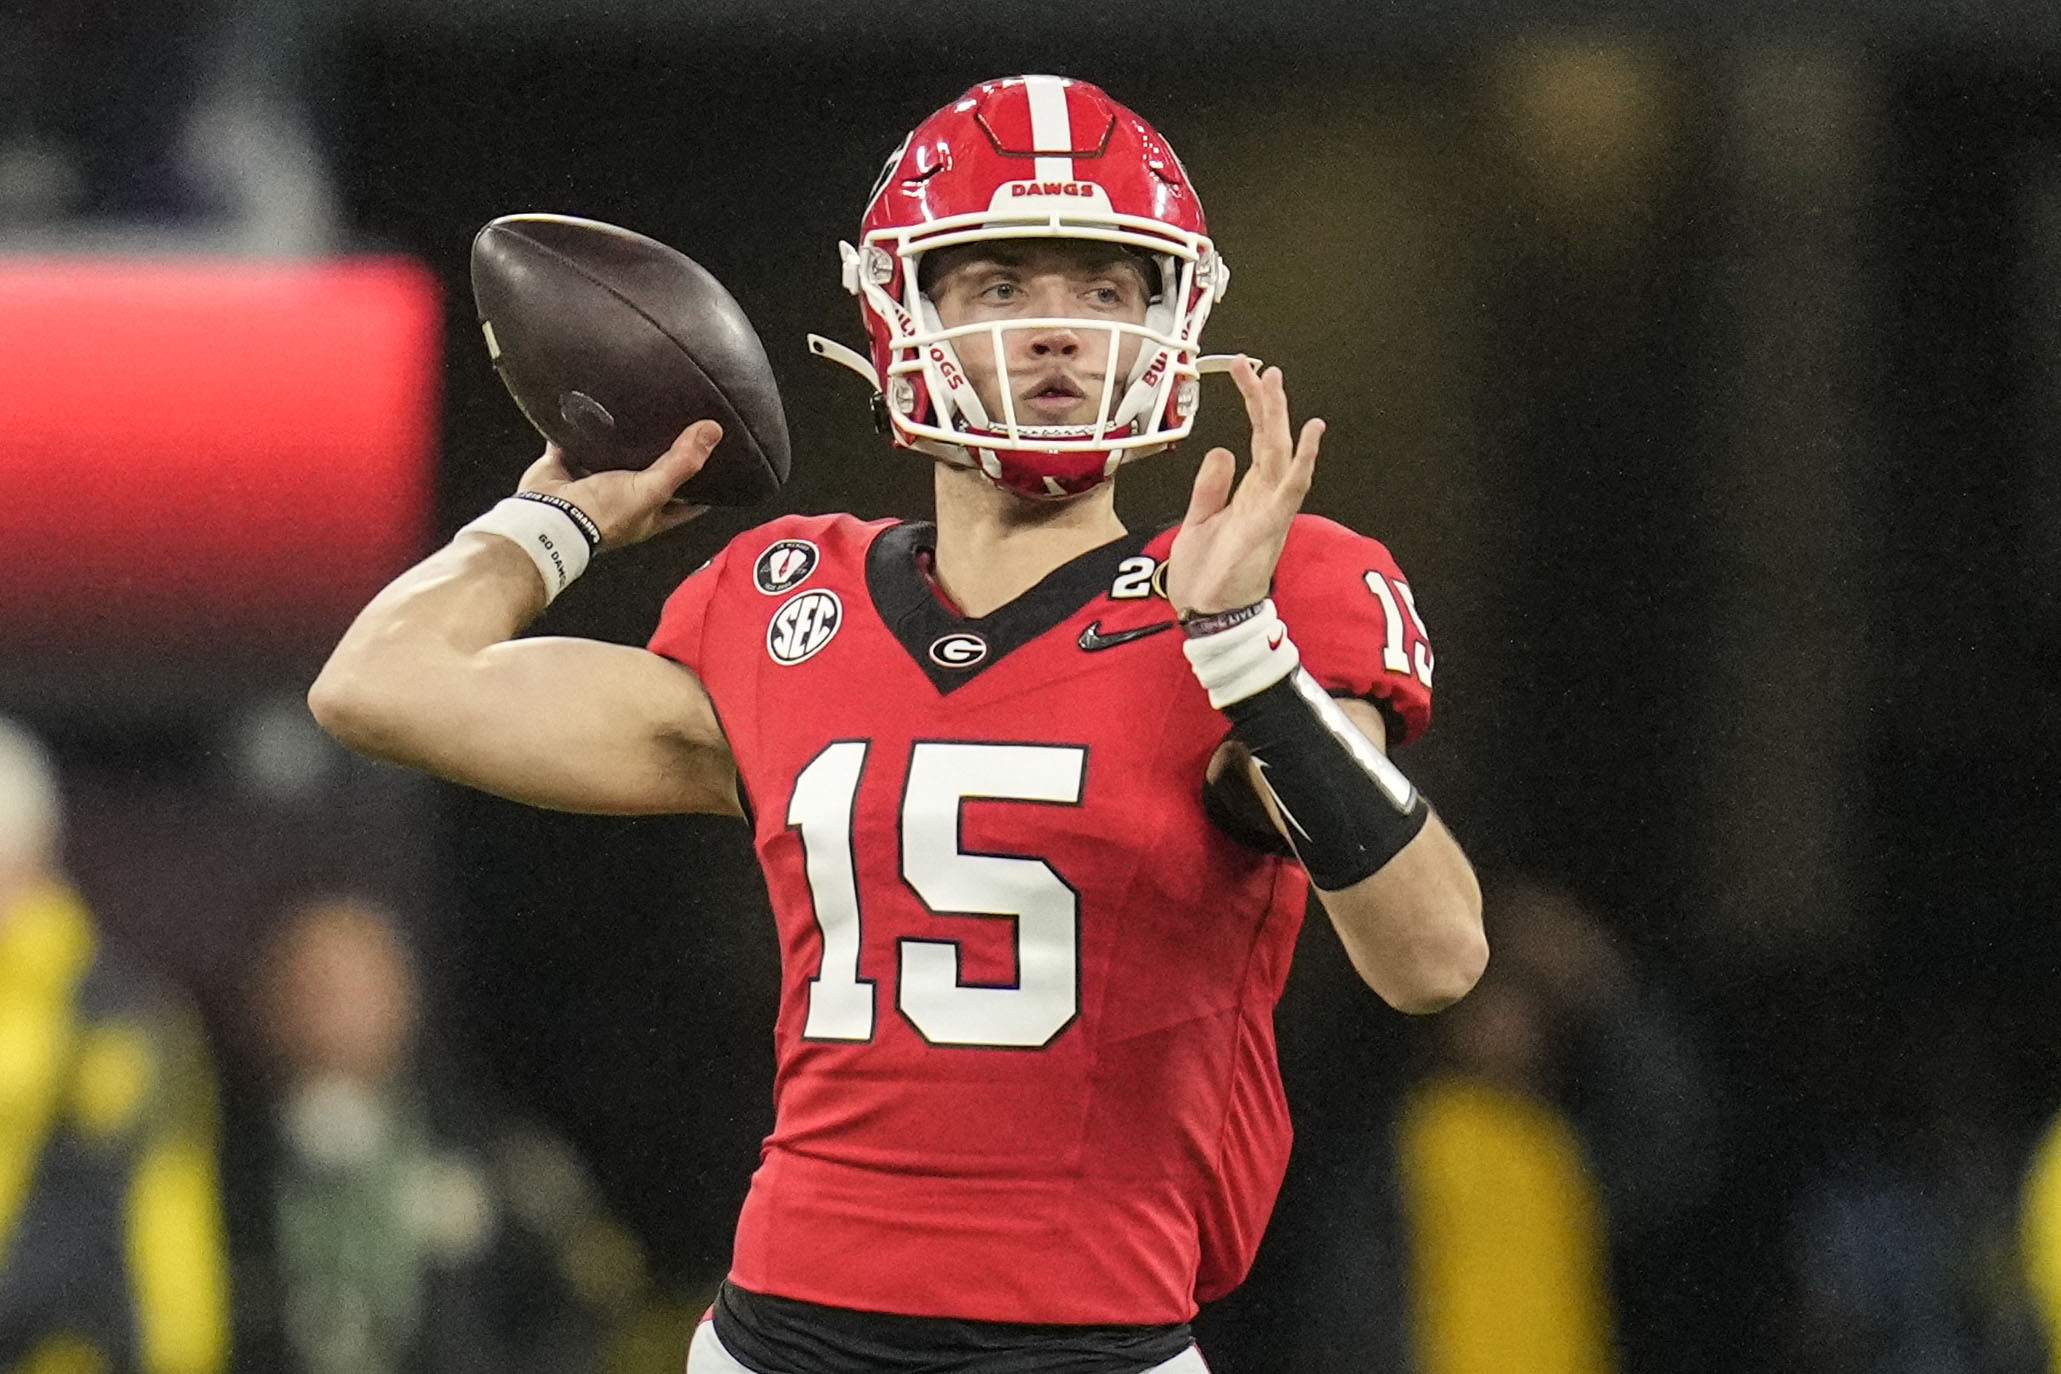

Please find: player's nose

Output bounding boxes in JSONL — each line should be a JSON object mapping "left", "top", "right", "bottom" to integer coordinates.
{"left": 1026, "top": 324, "right": 1081, "bottom": 358}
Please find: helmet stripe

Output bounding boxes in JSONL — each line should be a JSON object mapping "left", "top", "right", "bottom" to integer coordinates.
{"left": 1023, "top": 74, "right": 1076, "bottom": 182}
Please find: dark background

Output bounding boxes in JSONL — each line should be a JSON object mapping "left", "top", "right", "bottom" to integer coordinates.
{"left": 10, "top": 4, "right": 2061, "bottom": 1370}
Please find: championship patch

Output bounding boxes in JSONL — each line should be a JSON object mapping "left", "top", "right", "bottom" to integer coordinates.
{"left": 768, "top": 590, "right": 842, "bottom": 665}
{"left": 754, "top": 539, "right": 820, "bottom": 594}
{"left": 1107, "top": 555, "right": 1168, "bottom": 602}
{"left": 927, "top": 632, "right": 988, "bottom": 668}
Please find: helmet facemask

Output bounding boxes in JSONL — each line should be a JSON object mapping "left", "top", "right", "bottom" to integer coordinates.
{"left": 892, "top": 238, "right": 1212, "bottom": 497}
{"left": 848, "top": 214, "right": 1224, "bottom": 499}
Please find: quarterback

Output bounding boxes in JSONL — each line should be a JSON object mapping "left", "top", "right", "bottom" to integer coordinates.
{"left": 311, "top": 76, "right": 1485, "bottom": 1373}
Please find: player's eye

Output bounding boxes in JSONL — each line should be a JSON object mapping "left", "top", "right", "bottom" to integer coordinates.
{"left": 981, "top": 281, "right": 1019, "bottom": 302}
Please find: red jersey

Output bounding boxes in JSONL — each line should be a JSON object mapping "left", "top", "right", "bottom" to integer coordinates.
{"left": 646, "top": 512, "right": 1433, "bottom": 1326}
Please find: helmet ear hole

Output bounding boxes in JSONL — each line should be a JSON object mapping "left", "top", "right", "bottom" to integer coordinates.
{"left": 913, "top": 249, "right": 948, "bottom": 301}
{"left": 1123, "top": 247, "right": 1169, "bottom": 305}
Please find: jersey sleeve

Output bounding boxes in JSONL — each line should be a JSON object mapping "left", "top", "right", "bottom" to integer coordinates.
{"left": 1270, "top": 514, "right": 1435, "bottom": 746}
{"left": 645, "top": 542, "right": 734, "bottom": 674}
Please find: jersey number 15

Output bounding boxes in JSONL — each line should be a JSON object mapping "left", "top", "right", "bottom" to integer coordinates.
{"left": 787, "top": 740, "right": 1086, "bottom": 1051}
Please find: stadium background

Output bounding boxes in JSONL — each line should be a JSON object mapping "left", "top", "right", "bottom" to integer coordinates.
{"left": 4, "top": 2, "right": 2058, "bottom": 1369}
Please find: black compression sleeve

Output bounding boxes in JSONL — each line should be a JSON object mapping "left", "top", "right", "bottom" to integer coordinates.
{"left": 1223, "top": 668, "right": 1430, "bottom": 891}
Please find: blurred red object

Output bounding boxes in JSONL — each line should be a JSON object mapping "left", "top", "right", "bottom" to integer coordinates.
{"left": 0, "top": 256, "right": 439, "bottom": 669}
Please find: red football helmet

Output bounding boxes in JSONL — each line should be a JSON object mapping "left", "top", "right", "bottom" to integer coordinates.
{"left": 808, "top": 75, "right": 1231, "bottom": 500}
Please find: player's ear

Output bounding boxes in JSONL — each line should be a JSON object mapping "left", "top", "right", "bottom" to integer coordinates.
{"left": 1122, "top": 249, "right": 1161, "bottom": 304}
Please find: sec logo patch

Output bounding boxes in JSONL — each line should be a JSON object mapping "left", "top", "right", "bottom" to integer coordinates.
{"left": 768, "top": 590, "right": 842, "bottom": 665}
{"left": 754, "top": 539, "right": 820, "bottom": 594}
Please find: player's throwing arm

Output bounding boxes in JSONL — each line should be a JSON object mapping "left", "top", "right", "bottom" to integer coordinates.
{"left": 309, "top": 422, "right": 743, "bottom": 818}
{"left": 315, "top": 209, "right": 801, "bottom": 817}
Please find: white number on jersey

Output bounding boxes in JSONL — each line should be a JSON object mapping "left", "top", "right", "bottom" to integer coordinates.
{"left": 1364, "top": 571, "right": 1434, "bottom": 688}
{"left": 789, "top": 741, "right": 879, "bottom": 1040}
{"left": 788, "top": 740, "right": 1087, "bottom": 1049}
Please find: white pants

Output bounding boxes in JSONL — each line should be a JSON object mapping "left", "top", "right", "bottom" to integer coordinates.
{"left": 686, "top": 1315, "right": 1212, "bottom": 1373}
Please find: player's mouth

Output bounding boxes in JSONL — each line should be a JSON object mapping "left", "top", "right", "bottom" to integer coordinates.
{"left": 1017, "top": 375, "right": 1096, "bottom": 422}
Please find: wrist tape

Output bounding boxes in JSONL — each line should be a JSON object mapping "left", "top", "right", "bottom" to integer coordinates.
{"left": 1181, "top": 599, "right": 1300, "bottom": 708}
{"left": 1184, "top": 602, "right": 1430, "bottom": 891}
{"left": 458, "top": 493, "right": 602, "bottom": 605}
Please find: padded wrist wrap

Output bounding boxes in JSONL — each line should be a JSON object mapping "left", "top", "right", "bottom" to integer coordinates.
{"left": 1225, "top": 667, "right": 1431, "bottom": 891}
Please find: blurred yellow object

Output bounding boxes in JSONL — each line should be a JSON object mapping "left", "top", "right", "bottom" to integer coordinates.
{"left": 1399, "top": 1074, "right": 1615, "bottom": 1374}
{"left": 605, "top": 1291, "right": 710, "bottom": 1374}
{"left": 564, "top": 1217, "right": 649, "bottom": 1312}
{"left": 71, "top": 1027, "right": 153, "bottom": 1142}
{"left": 2020, "top": 1116, "right": 2061, "bottom": 1370}
{"left": 18, "top": 1332, "right": 110, "bottom": 1374}
{"left": 0, "top": 884, "right": 228, "bottom": 1374}
{"left": 0, "top": 884, "right": 94, "bottom": 1273}
{"left": 126, "top": 1106, "right": 229, "bottom": 1374}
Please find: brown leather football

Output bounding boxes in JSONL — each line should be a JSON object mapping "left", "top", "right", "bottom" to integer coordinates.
{"left": 470, "top": 214, "right": 790, "bottom": 505}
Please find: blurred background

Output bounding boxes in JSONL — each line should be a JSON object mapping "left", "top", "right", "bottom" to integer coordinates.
{"left": 3, "top": 1, "right": 2059, "bottom": 1370}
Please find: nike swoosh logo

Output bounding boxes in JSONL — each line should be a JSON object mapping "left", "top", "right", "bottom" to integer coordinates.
{"left": 1077, "top": 620, "right": 1177, "bottom": 652}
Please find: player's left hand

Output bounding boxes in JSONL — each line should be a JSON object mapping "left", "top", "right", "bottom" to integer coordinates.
{"left": 1166, "top": 358, "right": 1325, "bottom": 616}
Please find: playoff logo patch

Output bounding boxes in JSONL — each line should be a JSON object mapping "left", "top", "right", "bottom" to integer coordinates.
{"left": 754, "top": 539, "right": 820, "bottom": 595}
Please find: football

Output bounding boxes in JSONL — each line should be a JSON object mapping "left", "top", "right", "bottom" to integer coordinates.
{"left": 470, "top": 213, "right": 791, "bottom": 505}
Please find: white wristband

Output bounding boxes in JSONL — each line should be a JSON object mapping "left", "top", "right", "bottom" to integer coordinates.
{"left": 459, "top": 495, "right": 597, "bottom": 604}
{"left": 1182, "top": 598, "right": 1301, "bottom": 708}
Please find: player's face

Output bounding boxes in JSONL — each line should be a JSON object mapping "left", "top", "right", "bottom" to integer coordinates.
{"left": 925, "top": 241, "right": 1152, "bottom": 430}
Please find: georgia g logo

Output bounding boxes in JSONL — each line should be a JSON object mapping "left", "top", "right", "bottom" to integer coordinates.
{"left": 753, "top": 538, "right": 820, "bottom": 594}
{"left": 927, "top": 633, "right": 988, "bottom": 668}
{"left": 768, "top": 590, "right": 842, "bottom": 665}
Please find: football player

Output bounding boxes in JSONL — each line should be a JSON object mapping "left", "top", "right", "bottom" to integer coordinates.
{"left": 311, "top": 75, "right": 1485, "bottom": 1374}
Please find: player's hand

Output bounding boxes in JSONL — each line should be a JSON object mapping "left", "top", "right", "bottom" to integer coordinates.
{"left": 515, "top": 420, "right": 719, "bottom": 550}
{"left": 1165, "top": 359, "right": 1325, "bottom": 616}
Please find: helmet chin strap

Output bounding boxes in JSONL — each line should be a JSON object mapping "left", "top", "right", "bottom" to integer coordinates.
{"left": 910, "top": 436, "right": 1006, "bottom": 486}
{"left": 909, "top": 437, "right": 1146, "bottom": 501}
{"left": 807, "top": 333, "right": 879, "bottom": 387}
{"left": 803, "top": 334, "right": 1007, "bottom": 481}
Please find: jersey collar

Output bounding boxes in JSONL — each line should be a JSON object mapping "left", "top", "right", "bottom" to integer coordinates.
{"left": 865, "top": 521, "right": 1155, "bottom": 693}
